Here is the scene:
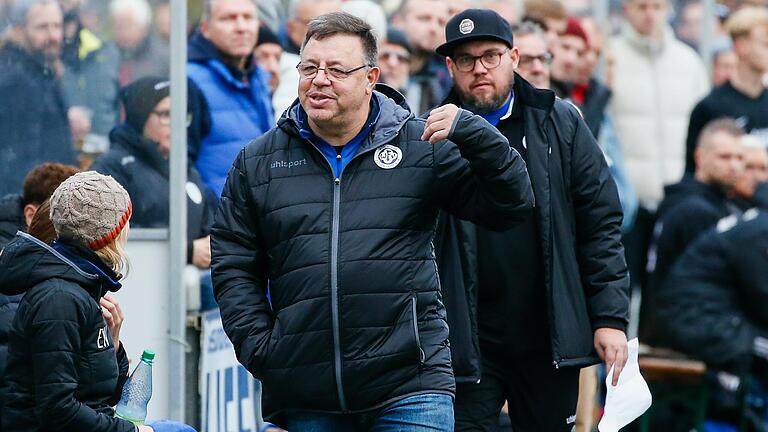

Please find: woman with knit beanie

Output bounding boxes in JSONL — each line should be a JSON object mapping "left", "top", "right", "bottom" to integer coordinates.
{"left": 0, "top": 172, "right": 193, "bottom": 432}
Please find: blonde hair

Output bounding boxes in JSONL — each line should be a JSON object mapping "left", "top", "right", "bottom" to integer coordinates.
{"left": 522, "top": 0, "right": 567, "bottom": 22}
{"left": 725, "top": 7, "right": 768, "bottom": 40}
{"left": 94, "top": 228, "right": 130, "bottom": 276}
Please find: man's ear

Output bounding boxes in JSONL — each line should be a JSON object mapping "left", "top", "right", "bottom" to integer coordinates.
{"left": 199, "top": 20, "right": 209, "bottom": 39}
{"left": 367, "top": 66, "right": 381, "bottom": 94}
{"left": 23, "top": 204, "right": 38, "bottom": 228}
{"left": 510, "top": 46, "right": 520, "bottom": 69}
{"left": 446, "top": 57, "right": 454, "bottom": 79}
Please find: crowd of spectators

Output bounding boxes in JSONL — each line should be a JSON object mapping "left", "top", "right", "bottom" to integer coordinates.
{"left": 2, "top": 0, "right": 768, "bottom": 429}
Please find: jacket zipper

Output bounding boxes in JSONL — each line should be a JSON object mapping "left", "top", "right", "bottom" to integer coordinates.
{"left": 304, "top": 132, "right": 398, "bottom": 413}
{"left": 330, "top": 176, "right": 346, "bottom": 411}
{"left": 411, "top": 295, "right": 425, "bottom": 365}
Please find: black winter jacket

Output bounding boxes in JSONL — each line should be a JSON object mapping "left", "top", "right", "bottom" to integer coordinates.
{"left": 0, "top": 233, "right": 134, "bottom": 432}
{"left": 0, "top": 195, "right": 24, "bottom": 250}
{"left": 648, "top": 180, "right": 738, "bottom": 295}
{"left": 657, "top": 210, "right": 768, "bottom": 374}
{"left": 91, "top": 125, "right": 215, "bottom": 263}
{"left": 0, "top": 43, "right": 77, "bottom": 198}
{"left": 211, "top": 85, "right": 534, "bottom": 417}
{"left": 435, "top": 76, "right": 630, "bottom": 382}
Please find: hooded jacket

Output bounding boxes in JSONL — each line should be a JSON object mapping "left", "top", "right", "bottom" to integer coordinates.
{"left": 211, "top": 85, "right": 534, "bottom": 417}
{"left": 187, "top": 31, "right": 275, "bottom": 197}
{"left": 435, "top": 75, "right": 630, "bottom": 382}
{"left": 91, "top": 124, "right": 215, "bottom": 262}
{"left": 0, "top": 43, "right": 77, "bottom": 198}
{"left": 0, "top": 232, "right": 133, "bottom": 432}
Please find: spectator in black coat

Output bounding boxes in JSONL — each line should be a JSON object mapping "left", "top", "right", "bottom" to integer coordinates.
{"left": 644, "top": 118, "right": 745, "bottom": 341}
{"left": 648, "top": 121, "right": 744, "bottom": 296}
{"left": 0, "top": 0, "right": 78, "bottom": 198}
{"left": 0, "top": 171, "right": 150, "bottom": 432}
{"left": 91, "top": 77, "right": 215, "bottom": 269}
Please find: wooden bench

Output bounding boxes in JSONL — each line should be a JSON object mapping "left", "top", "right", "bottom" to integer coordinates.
{"left": 637, "top": 345, "right": 709, "bottom": 432}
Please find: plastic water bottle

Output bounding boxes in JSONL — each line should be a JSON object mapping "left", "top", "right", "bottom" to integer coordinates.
{"left": 115, "top": 349, "right": 155, "bottom": 424}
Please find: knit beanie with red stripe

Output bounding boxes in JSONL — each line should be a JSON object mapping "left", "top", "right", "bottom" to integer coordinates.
{"left": 49, "top": 171, "right": 132, "bottom": 250}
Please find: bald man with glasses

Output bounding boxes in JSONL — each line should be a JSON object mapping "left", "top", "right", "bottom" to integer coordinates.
{"left": 433, "top": 9, "right": 630, "bottom": 432}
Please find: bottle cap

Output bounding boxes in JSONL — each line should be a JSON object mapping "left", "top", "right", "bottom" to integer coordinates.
{"left": 141, "top": 349, "right": 156, "bottom": 362}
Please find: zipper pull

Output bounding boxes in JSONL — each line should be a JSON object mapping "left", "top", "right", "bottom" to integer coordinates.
{"left": 334, "top": 178, "right": 340, "bottom": 185}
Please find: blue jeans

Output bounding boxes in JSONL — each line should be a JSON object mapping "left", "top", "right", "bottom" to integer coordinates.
{"left": 284, "top": 393, "right": 454, "bottom": 431}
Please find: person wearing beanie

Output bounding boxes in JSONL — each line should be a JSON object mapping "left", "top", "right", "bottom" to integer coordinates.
{"left": 432, "top": 8, "right": 629, "bottom": 431}
{"left": 550, "top": 16, "right": 588, "bottom": 99}
{"left": 378, "top": 28, "right": 413, "bottom": 94}
{"left": 91, "top": 76, "right": 216, "bottom": 273}
{"left": 0, "top": 171, "right": 145, "bottom": 432}
{"left": 0, "top": 172, "right": 196, "bottom": 432}
{"left": 254, "top": 25, "right": 284, "bottom": 99}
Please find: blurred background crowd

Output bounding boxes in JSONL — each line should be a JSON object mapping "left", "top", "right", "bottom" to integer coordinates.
{"left": 2, "top": 0, "right": 768, "bottom": 430}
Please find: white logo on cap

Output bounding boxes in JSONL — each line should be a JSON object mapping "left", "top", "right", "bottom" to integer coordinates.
{"left": 459, "top": 19, "right": 474, "bottom": 34}
{"left": 374, "top": 145, "right": 402, "bottom": 169}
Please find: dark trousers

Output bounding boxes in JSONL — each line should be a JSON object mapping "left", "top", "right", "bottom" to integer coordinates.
{"left": 623, "top": 206, "right": 657, "bottom": 341}
{"left": 454, "top": 341, "right": 580, "bottom": 432}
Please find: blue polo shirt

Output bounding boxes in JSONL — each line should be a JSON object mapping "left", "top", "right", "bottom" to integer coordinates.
{"left": 470, "top": 91, "right": 514, "bottom": 126}
{"left": 298, "top": 98, "right": 381, "bottom": 178}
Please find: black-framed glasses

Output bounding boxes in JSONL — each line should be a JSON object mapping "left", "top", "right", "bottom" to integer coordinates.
{"left": 519, "top": 52, "right": 554, "bottom": 66}
{"left": 452, "top": 48, "right": 510, "bottom": 72}
{"left": 151, "top": 110, "right": 192, "bottom": 127}
{"left": 296, "top": 63, "right": 371, "bottom": 81}
{"left": 152, "top": 110, "right": 171, "bottom": 125}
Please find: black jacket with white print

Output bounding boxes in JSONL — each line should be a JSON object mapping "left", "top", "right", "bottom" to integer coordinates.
{"left": 0, "top": 232, "right": 134, "bottom": 432}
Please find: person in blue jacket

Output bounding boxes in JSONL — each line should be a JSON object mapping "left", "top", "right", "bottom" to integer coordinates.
{"left": 187, "top": 0, "right": 275, "bottom": 197}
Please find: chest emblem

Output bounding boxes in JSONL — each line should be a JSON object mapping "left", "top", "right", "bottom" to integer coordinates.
{"left": 374, "top": 144, "right": 403, "bottom": 169}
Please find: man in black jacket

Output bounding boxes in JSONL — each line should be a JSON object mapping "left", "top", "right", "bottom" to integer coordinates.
{"left": 0, "top": 0, "right": 78, "bottom": 198}
{"left": 210, "top": 12, "right": 534, "bottom": 431}
{"left": 432, "top": 9, "right": 629, "bottom": 432}
{"left": 644, "top": 118, "right": 745, "bottom": 341}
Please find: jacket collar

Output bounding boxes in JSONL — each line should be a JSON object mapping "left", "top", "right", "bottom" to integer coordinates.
{"left": 0, "top": 42, "right": 57, "bottom": 78}
{"left": 441, "top": 73, "right": 556, "bottom": 124}
{"left": 109, "top": 124, "right": 170, "bottom": 178}
{"left": 188, "top": 31, "right": 259, "bottom": 88}
{"left": 52, "top": 239, "right": 122, "bottom": 298}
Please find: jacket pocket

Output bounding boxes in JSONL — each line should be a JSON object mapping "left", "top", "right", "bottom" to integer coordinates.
{"left": 411, "top": 295, "right": 425, "bottom": 365}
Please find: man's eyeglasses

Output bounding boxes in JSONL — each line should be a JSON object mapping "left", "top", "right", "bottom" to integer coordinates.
{"left": 296, "top": 63, "right": 371, "bottom": 81}
{"left": 380, "top": 51, "right": 410, "bottom": 63}
{"left": 519, "top": 52, "right": 554, "bottom": 66}
{"left": 151, "top": 110, "right": 192, "bottom": 127}
{"left": 452, "top": 48, "right": 509, "bottom": 72}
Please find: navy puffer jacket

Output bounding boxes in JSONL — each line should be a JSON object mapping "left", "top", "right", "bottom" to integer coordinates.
{"left": 211, "top": 85, "right": 534, "bottom": 417}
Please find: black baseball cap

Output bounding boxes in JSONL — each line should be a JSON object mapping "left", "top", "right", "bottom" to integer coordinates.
{"left": 436, "top": 9, "right": 514, "bottom": 57}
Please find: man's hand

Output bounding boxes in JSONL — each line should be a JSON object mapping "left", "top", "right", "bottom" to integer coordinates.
{"left": 192, "top": 236, "right": 212, "bottom": 269}
{"left": 68, "top": 106, "right": 92, "bottom": 143}
{"left": 100, "top": 294, "right": 124, "bottom": 351}
{"left": 421, "top": 104, "right": 461, "bottom": 144}
{"left": 594, "top": 327, "right": 628, "bottom": 386}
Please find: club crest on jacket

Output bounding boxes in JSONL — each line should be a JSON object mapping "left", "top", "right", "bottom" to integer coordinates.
{"left": 374, "top": 145, "right": 403, "bottom": 169}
